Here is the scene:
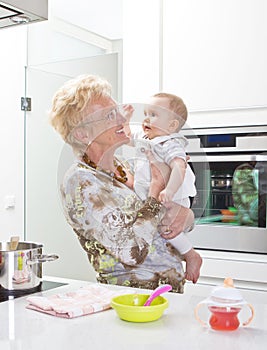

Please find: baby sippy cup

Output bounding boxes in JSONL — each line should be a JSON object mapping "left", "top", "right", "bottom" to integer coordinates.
{"left": 194, "top": 278, "right": 254, "bottom": 331}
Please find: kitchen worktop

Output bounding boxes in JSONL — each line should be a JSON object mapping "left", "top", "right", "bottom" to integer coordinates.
{"left": 0, "top": 277, "right": 267, "bottom": 350}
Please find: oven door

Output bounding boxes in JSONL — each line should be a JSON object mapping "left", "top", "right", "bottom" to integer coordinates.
{"left": 189, "top": 153, "right": 267, "bottom": 254}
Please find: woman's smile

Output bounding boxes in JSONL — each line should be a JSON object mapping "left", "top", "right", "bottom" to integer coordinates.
{"left": 97, "top": 123, "right": 129, "bottom": 148}
{"left": 114, "top": 125, "right": 130, "bottom": 145}
{"left": 115, "top": 126, "right": 126, "bottom": 135}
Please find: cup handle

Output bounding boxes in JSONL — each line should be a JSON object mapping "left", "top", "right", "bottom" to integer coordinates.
{"left": 194, "top": 303, "right": 208, "bottom": 327}
{"left": 242, "top": 303, "right": 255, "bottom": 326}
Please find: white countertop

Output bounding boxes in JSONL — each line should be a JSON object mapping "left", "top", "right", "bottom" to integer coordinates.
{"left": 1, "top": 277, "right": 267, "bottom": 350}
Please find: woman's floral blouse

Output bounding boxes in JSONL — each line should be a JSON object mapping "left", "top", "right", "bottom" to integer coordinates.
{"left": 60, "top": 160, "right": 185, "bottom": 293}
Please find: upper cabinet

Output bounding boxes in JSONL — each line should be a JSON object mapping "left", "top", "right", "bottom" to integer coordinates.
{"left": 123, "top": 0, "right": 267, "bottom": 115}
{"left": 163, "top": 0, "right": 267, "bottom": 111}
{"left": 122, "top": 0, "right": 161, "bottom": 102}
{"left": 50, "top": 0, "right": 123, "bottom": 40}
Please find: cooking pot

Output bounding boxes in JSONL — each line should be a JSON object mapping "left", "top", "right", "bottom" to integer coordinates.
{"left": 0, "top": 241, "right": 58, "bottom": 291}
{"left": 211, "top": 175, "right": 233, "bottom": 189}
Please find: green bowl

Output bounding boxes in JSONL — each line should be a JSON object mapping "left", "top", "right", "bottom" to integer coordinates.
{"left": 111, "top": 294, "right": 169, "bottom": 322}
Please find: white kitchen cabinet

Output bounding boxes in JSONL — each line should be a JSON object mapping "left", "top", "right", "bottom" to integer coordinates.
{"left": 25, "top": 54, "right": 118, "bottom": 281}
{"left": 50, "top": 0, "right": 123, "bottom": 40}
{"left": 122, "top": 0, "right": 161, "bottom": 102}
{"left": 162, "top": 0, "right": 267, "bottom": 111}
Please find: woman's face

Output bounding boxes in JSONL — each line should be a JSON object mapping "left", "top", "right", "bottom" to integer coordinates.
{"left": 82, "top": 97, "right": 130, "bottom": 150}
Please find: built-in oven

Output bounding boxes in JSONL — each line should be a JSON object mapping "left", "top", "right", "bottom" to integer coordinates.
{"left": 181, "top": 125, "right": 267, "bottom": 254}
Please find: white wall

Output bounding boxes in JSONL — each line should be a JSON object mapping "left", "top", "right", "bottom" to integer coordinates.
{"left": 0, "top": 26, "right": 27, "bottom": 242}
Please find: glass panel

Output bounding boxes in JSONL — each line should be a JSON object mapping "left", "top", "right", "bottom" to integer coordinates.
{"left": 24, "top": 68, "right": 70, "bottom": 262}
{"left": 24, "top": 54, "right": 118, "bottom": 280}
{"left": 192, "top": 160, "right": 266, "bottom": 229}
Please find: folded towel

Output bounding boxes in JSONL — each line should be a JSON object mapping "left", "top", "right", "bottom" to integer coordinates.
{"left": 13, "top": 269, "right": 31, "bottom": 284}
{"left": 26, "top": 284, "right": 131, "bottom": 318}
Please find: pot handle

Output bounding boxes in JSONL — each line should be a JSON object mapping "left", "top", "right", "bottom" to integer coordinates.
{"left": 194, "top": 303, "right": 208, "bottom": 327}
{"left": 27, "top": 254, "right": 59, "bottom": 265}
{"left": 242, "top": 303, "right": 255, "bottom": 326}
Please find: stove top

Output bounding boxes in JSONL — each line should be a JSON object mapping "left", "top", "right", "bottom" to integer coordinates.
{"left": 0, "top": 280, "right": 67, "bottom": 303}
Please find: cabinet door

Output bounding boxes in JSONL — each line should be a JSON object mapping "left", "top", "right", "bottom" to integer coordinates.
{"left": 25, "top": 54, "right": 118, "bottom": 281}
{"left": 163, "top": 0, "right": 267, "bottom": 110}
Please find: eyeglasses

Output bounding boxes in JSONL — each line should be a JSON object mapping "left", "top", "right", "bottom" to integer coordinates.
{"left": 104, "top": 108, "right": 120, "bottom": 122}
{"left": 80, "top": 107, "right": 122, "bottom": 127}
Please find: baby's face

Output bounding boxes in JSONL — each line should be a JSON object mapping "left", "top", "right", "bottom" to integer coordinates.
{"left": 142, "top": 97, "right": 174, "bottom": 139}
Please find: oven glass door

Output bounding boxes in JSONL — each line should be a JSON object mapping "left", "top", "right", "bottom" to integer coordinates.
{"left": 189, "top": 153, "right": 267, "bottom": 254}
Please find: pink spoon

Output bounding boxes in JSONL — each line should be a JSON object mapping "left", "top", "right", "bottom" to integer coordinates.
{"left": 143, "top": 284, "right": 172, "bottom": 306}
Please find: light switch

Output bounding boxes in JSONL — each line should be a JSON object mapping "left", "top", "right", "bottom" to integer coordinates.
{"left": 4, "top": 195, "right": 15, "bottom": 209}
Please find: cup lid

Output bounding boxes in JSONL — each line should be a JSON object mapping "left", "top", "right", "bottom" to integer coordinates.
{"left": 202, "top": 278, "right": 247, "bottom": 306}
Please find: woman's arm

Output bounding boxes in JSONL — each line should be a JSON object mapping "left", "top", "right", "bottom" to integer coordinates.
{"left": 158, "top": 157, "right": 186, "bottom": 203}
{"left": 147, "top": 151, "right": 171, "bottom": 199}
{"left": 147, "top": 147, "right": 194, "bottom": 238}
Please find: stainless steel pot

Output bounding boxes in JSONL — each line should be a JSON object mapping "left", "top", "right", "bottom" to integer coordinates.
{"left": 211, "top": 175, "right": 233, "bottom": 188}
{"left": 0, "top": 241, "right": 58, "bottom": 291}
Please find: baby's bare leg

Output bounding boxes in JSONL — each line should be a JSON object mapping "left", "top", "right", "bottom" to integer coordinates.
{"left": 183, "top": 248, "right": 202, "bottom": 284}
{"left": 166, "top": 232, "right": 202, "bottom": 283}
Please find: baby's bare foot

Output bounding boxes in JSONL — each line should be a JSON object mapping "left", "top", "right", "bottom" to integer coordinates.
{"left": 184, "top": 249, "right": 202, "bottom": 284}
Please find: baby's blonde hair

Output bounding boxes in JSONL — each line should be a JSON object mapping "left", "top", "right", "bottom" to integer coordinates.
{"left": 50, "top": 74, "right": 112, "bottom": 143}
{"left": 153, "top": 92, "right": 188, "bottom": 128}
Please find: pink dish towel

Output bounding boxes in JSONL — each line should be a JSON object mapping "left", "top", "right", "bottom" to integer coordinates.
{"left": 26, "top": 284, "right": 130, "bottom": 319}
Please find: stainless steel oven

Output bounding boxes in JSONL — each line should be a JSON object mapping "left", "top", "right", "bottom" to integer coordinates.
{"left": 181, "top": 125, "right": 267, "bottom": 254}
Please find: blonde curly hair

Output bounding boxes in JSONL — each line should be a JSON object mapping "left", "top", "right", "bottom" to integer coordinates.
{"left": 50, "top": 74, "right": 112, "bottom": 143}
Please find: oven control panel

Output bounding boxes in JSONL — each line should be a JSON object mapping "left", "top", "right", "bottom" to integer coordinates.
{"left": 181, "top": 125, "right": 267, "bottom": 154}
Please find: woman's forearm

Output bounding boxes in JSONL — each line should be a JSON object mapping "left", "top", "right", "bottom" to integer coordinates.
{"left": 148, "top": 180, "right": 164, "bottom": 199}
{"left": 159, "top": 203, "right": 195, "bottom": 239}
{"left": 165, "top": 158, "right": 186, "bottom": 196}
{"left": 148, "top": 154, "right": 171, "bottom": 199}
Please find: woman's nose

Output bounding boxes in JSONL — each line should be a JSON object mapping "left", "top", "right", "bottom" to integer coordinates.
{"left": 116, "top": 110, "right": 127, "bottom": 124}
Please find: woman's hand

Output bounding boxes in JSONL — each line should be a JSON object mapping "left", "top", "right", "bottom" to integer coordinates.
{"left": 158, "top": 202, "right": 195, "bottom": 239}
{"left": 122, "top": 104, "right": 134, "bottom": 121}
{"left": 122, "top": 104, "right": 134, "bottom": 139}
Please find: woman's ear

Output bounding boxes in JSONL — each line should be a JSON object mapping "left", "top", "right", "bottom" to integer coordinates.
{"left": 168, "top": 119, "right": 179, "bottom": 132}
{"left": 72, "top": 127, "right": 90, "bottom": 144}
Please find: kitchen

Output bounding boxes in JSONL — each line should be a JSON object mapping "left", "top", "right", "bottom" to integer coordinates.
{"left": 0, "top": 0, "right": 267, "bottom": 348}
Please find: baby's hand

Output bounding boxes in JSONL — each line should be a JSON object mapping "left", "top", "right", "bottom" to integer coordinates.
{"left": 122, "top": 104, "right": 134, "bottom": 121}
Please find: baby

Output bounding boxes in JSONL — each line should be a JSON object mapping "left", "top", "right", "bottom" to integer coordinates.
{"left": 125, "top": 93, "right": 202, "bottom": 283}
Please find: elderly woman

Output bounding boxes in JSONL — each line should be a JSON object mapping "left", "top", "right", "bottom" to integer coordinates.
{"left": 50, "top": 74, "right": 195, "bottom": 293}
